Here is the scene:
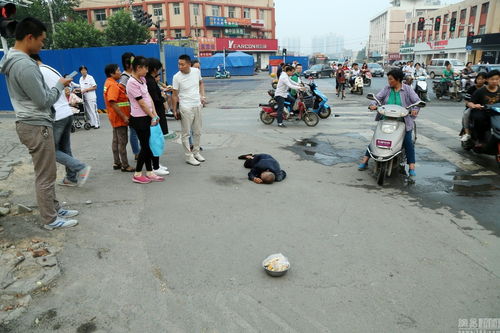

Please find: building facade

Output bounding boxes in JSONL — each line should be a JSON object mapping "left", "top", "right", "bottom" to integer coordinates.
{"left": 368, "top": 0, "right": 444, "bottom": 63}
{"left": 403, "top": 0, "right": 500, "bottom": 65}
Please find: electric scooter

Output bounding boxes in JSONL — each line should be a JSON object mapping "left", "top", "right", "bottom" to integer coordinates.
{"left": 366, "top": 93, "right": 426, "bottom": 185}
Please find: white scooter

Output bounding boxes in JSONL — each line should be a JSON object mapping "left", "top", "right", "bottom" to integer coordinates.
{"left": 366, "top": 93, "right": 426, "bottom": 185}
{"left": 350, "top": 75, "right": 364, "bottom": 95}
{"left": 415, "top": 75, "right": 428, "bottom": 101}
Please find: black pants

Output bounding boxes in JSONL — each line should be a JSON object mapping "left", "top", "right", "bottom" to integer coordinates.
{"left": 275, "top": 95, "right": 296, "bottom": 124}
{"left": 470, "top": 109, "right": 491, "bottom": 142}
{"left": 156, "top": 105, "right": 168, "bottom": 135}
{"left": 129, "top": 116, "right": 160, "bottom": 172}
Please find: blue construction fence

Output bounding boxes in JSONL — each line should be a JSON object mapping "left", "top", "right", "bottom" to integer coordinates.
{"left": 0, "top": 44, "right": 195, "bottom": 111}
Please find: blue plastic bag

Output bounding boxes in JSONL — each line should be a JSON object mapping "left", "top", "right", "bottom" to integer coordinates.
{"left": 149, "top": 124, "right": 165, "bottom": 157}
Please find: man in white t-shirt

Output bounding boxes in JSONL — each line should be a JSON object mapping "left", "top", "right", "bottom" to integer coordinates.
{"left": 172, "top": 54, "right": 206, "bottom": 166}
{"left": 78, "top": 66, "right": 100, "bottom": 129}
{"left": 32, "top": 54, "right": 91, "bottom": 187}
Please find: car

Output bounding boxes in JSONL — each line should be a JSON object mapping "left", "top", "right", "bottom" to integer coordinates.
{"left": 367, "top": 63, "right": 384, "bottom": 77}
{"left": 471, "top": 64, "right": 500, "bottom": 73}
{"left": 427, "top": 58, "right": 465, "bottom": 79}
{"left": 303, "top": 64, "right": 334, "bottom": 79}
{"left": 390, "top": 61, "right": 405, "bottom": 70}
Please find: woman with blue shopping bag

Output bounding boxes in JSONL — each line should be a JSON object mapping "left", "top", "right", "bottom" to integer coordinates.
{"left": 126, "top": 56, "right": 165, "bottom": 184}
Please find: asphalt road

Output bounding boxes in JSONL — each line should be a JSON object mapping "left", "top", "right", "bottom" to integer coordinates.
{"left": 3, "top": 73, "right": 499, "bottom": 333}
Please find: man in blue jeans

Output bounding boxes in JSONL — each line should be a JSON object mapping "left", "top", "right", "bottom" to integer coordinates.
{"left": 31, "top": 54, "right": 91, "bottom": 187}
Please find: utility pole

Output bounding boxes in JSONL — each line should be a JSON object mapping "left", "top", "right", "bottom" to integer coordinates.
{"left": 47, "top": 0, "right": 56, "bottom": 35}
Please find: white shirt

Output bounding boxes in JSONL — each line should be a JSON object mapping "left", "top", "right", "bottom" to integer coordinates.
{"left": 351, "top": 69, "right": 361, "bottom": 77}
{"left": 39, "top": 64, "right": 73, "bottom": 121}
{"left": 79, "top": 74, "right": 97, "bottom": 101}
{"left": 275, "top": 72, "right": 302, "bottom": 98}
{"left": 172, "top": 67, "right": 203, "bottom": 108}
{"left": 403, "top": 65, "right": 415, "bottom": 76}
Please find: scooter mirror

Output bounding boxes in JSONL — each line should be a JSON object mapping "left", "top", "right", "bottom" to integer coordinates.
{"left": 366, "top": 93, "right": 375, "bottom": 100}
{"left": 416, "top": 101, "right": 426, "bottom": 108}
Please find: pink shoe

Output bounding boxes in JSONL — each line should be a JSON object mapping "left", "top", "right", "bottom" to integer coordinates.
{"left": 147, "top": 174, "right": 164, "bottom": 182}
{"left": 132, "top": 175, "right": 152, "bottom": 184}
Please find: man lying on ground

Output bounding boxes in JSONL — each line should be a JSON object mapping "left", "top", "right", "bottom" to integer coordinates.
{"left": 239, "top": 153, "right": 287, "bottom": 184}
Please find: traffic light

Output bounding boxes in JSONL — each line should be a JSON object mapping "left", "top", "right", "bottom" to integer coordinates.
{"left": 417, "top": 17, "right": 425, "bottom": 31}
{"left": 449, "top": 17, "right": 456, "bottom": 32}
{"left": 142, "top": 12, "right": 153, "bottom": 28}
{"left": 434, "top": 16, "right": 441, "bottom": 31}
{"left": 282, "top": 48, "right": 287, "bottom": 56}
{"left": 0, "top": 3, "right": 17, "bottom": 38}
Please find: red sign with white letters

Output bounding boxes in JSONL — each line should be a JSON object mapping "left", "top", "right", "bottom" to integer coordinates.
{"left": 215, "top": 38, "right": 278, "bottom": 51}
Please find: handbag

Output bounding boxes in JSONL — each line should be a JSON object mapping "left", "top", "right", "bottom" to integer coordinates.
{"left": 149, "top": 123, "right": 165, "bottom": 157}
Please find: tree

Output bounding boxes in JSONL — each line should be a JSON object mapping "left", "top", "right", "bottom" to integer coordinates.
{"left": 52, "top": 20, "right": 105, "bottom": 49}
{"left": 104, "top": 10, "right": 151, "bottom": 46}
{"left": 356, "top": 47, "right": 367, "bottom": 63}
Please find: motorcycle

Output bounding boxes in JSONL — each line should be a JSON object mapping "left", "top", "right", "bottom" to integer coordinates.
{"left": 215, "top": 69, "right": 231, "bottom": 79}
{"left": 365, "top": 93, "right": 426, "bottom": 185}
{"left": 363, "top": 71, "right": 372, "bottom": 87}
{"left": 461, "top": 103, "right": 500, "bottom": 168}
{"left": 461, "top": 72, "right": 477, "bottom": 92}
{"left": 414, "top": 75, "right": 428, "bottom": 102}
{"left": 349, "top": 75, "right": 364, "bottom": 95}
{"left": 432, "top": 73, "right": 462, "bottom": 102}
{"left": 260, "top": 91, "right": 320, "bottom": 127}
{"left": 304, "top": 77, "right": 332, "bottom": 119}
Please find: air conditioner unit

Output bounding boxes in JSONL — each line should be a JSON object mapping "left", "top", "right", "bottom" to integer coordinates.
{"left": 99, "top": 21, "right": 107, "bottom": 27}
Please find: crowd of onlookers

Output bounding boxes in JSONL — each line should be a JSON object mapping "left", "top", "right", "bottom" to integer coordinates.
{"left": 0, "top": 17, "right": 207, "bottom": 230}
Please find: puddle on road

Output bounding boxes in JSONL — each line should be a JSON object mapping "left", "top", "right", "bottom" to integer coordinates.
{"left": 287, "top": 136, "right": 364, "bottom": 166}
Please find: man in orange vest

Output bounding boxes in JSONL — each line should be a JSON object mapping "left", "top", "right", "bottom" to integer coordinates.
{"left": 103, "top": 64, "right": 134, "bottom": 172}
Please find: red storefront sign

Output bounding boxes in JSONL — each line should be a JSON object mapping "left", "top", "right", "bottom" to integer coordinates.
{"left": 216, "top": 38, "right": 278, "bottom": 52}
{"left": 197, "top": 37, "right": 217, "bottom": 51}
{"left": 388, "top": 53, "right": 402, "bottom": 61}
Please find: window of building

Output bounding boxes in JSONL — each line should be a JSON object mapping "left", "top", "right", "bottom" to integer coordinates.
{"left": 243, "top": 8, "right": 250, "bottom": 19}
{"left": 416, "top": 10, "right": 424, "bottom": 16}
{"left": 77, "top": 11, "right": 88, "bottom": 21}
{"left": 152, "top": 4, "right": 163, "bottom": 17}
{"left": 195, "top": 28, "right": 202, "bottom": 37}
{"left": 94, "top": 9, "right": 106, "bottom": 21}
{"left": 228, "top": 6, "right": 235, "bottom": 18}
{"left": 175, "top": 29, "right": 182, "bottom": 38}
{"left": 173, "top": 3, "right": 180, "bottom": 15}
{"left": 212, "top": 5, "right": 220, "bottom": 16}
{"left": 213, "top": 31, "right": 220, "bottom": 38}
{"left": 260, "top": 9, "right": 265, "bottom": 19}
{"left": 478, "top": 2, "right": 488, "bottom": 35}
{"left": 193, "top": 4, "right": 199, "bottom": 16}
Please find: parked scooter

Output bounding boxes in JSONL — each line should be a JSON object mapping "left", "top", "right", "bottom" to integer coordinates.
{"left": 461, "top": 103, "right": 500, "bottom": 168}
{"left": 215, "top": 69, "right": 231, "bottom": 79}
{"left": 304, "top": 77, "right": 332, "bottom": 119}
{"left": 259, "top": 91, "right": 320, "bottom": 127}
{"left": 415, "top": 75, "right": 428, "bottom": 101}
{"left": 432, "top": 73, "right": 462, "bottom": 101}
{"left": 365, "top": 93, "right": 426, "bottom": 185}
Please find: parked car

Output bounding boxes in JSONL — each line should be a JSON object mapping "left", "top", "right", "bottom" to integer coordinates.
{"left": 390, "top": 61, "right": 405, "bottom": 70}
{"left": 471, "top": 64, "right": 500, "bottom": 73}
{"left": 367, "top": 63, "right": 384, "bottom": 77}
{"left": 303, "top": 64, "right": 334, "bottom": 79}
{"left": 427, "top": 58, "right": 465, "bottom": 79}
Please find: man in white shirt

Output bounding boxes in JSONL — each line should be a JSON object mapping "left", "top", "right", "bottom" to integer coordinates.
{"left": 78, "top": 66, "right": 100, "bottom": 129}
{"left": 172, "top": 54, "right": 206, "bottom": 166}
{"left": 32, "top": 54, "right": 91, "bottom": 187}
{"left": 274, "top": 65, "right": 305, "bottom": 127}
{"left": 403, "top": 60, "right": 415, "bottom": 78}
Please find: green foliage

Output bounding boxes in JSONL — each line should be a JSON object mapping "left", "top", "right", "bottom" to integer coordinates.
{"left": 52, "top": 20, "right": 105, "bottom": 49}
{"left": 104, "top": 10, "right": 151, "bottom": 46}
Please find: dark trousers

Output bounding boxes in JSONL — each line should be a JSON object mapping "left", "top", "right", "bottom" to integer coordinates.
{"left": 112, "top": 126, "right": 129, "bottom": 168}
{"left": 275, "top": 95, "right": 296, "bottom": 124}
{"left": 130, "top": 116, "right": 160, "bottom": 172}
{"left": 470, "top": 109, "right": 491, "bottom": 142}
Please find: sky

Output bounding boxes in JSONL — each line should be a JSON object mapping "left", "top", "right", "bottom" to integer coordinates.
{"left": 275, "top": 0, "right": 462, "bottom": 55}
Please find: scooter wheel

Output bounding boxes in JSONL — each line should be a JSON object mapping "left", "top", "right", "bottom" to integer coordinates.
{"left": 84, "top": 123, "right": 92, "bottom": 130}
{"left": 260, "top": 111, "right": 274, "bottom": 125}
{"left": 70, "top": 125, "right": 76, "bottom": 133}
{"left": 318, "top": 106, "right": 331, "bottom": 119}
{"left": 376, "top": 162, "right": 386, "bottom": 186}
{"left": 359, "top": 88, "right": 363, "bottom": 95}
{"left": 303, "top": 112, "right": 319, "bottom": 127}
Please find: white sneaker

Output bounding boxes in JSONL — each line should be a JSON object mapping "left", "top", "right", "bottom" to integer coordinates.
{"left": 159, "top": 164, "right": 169, "bottom": 171}
{"left": 194, "top": 153, "right": 206, "bottom": 162}
{"left": 44, "top": 217, "right": 78, "bottom": 230}
{"left": 153, "top": 168, "right": 170, "bottom": 176}
{"left": 57, "top": 208, "right": 79, "bottom": 218}
{"left": 460, "top": 134, "right": 471, "bottom": 142}
{"left": 186, "top": 155, "right": 201, "bottom": 166}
